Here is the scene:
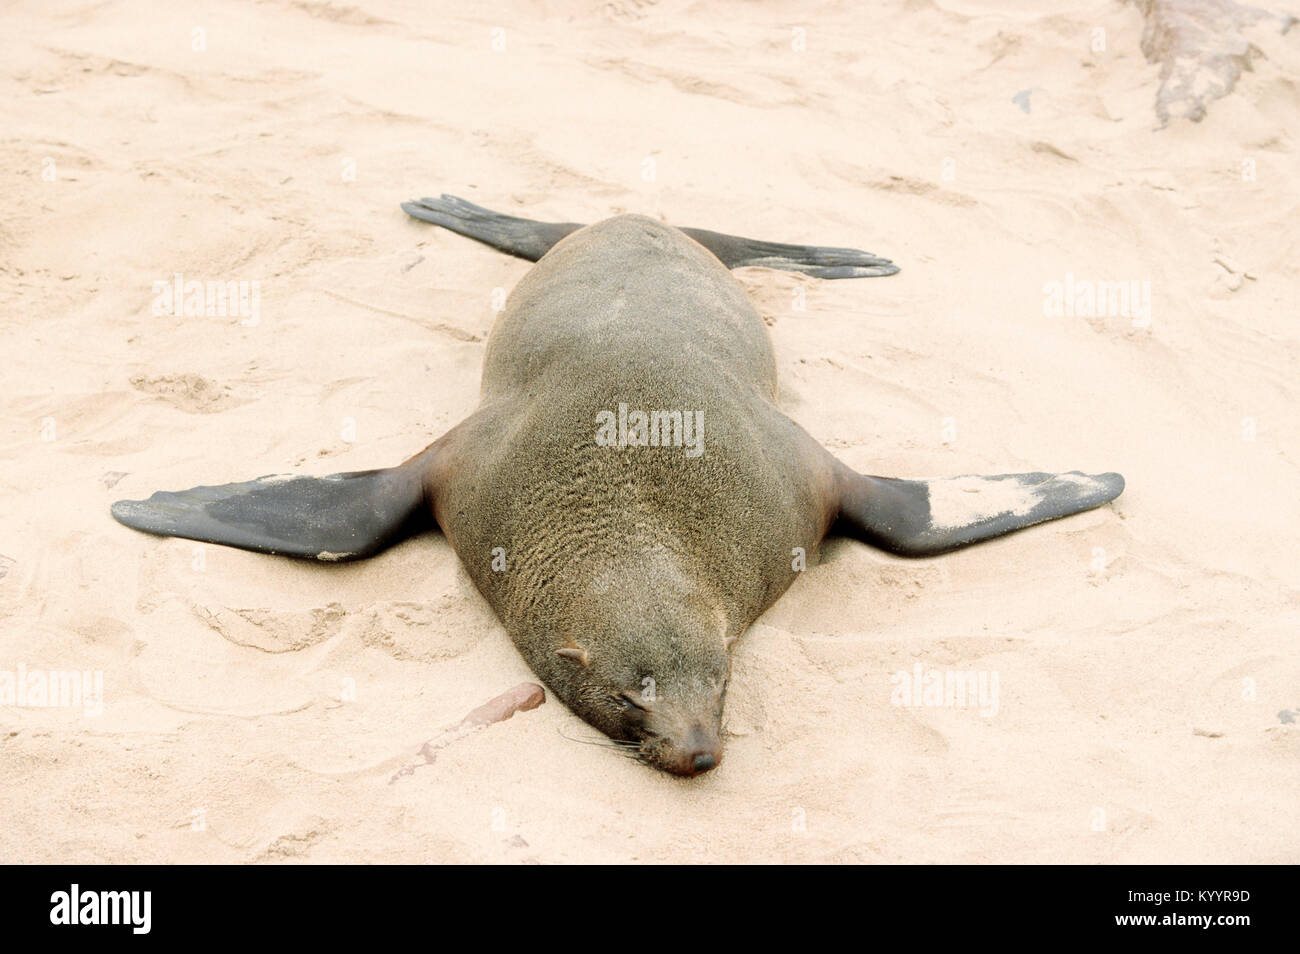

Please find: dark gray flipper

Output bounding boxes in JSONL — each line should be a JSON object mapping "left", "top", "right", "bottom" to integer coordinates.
{"left": 835, "top": 468, "right": 1124, "bottom": 557}
{"left": 111, "top": 453, "right": 434, "bottom": 562}
{"left": 401, "top": 195, "right": 582, "bottom": 262}
{"left": 677, "top": 227, "right": 898, "bottom": 278}
{"left": 401, "top": 193, "right": 898, "bottom": 279}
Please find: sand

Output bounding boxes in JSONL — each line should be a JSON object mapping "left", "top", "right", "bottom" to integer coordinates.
{"left": 2, "top": 0, "right": 1297, "bottom": 864}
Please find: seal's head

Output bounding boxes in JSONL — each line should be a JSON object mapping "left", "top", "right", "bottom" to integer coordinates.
{"left": 556, "top": 626, "right": 729, "bottom": 777}
{"left": 533, "top": 560, "right": 731, "bottom": 777}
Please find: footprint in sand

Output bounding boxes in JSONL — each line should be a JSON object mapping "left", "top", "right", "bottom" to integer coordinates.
{"left": 129, "top": 372, "right": 246, "bottom": 414}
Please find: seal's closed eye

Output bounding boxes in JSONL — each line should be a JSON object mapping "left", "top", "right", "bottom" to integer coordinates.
{"left": 619, "top": 691, "right": 649, "bottom": 711}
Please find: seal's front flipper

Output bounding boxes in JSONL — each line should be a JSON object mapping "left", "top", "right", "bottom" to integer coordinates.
{"left": 111, "top": 452, "right": 435, "bottom": 562}
{"left": 835, "top": 468, "right": 1124, "bottom": 556}
{"left": 401, "top": 194, "right": 582, "bottom": 262}
{"left": 680, "top": 228, "right": 899, "bottom": 279}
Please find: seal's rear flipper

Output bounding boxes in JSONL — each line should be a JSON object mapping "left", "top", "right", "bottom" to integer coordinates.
{"left": 401, "top": 193, "right": 897, "bottom": 279}
{"left": 678, "top": 228, "right": 898, "bottom": 279}
{"left": 402, "top": 194, "right": 582, "bottom": 262}
{"left": 835, "top": 469, "right": 1124, "bottom": 556}
{"left": 111, "top": 455, "right": 434, "bottom": 562}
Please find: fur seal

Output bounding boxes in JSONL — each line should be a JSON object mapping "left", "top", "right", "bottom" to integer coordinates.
{"left": 112, "top": 194, "right": 1124, "bottom": 777}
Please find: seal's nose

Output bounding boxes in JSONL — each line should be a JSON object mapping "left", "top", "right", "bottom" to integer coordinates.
{"left": 663, "top": 725, "right": 721, "bottom": 777}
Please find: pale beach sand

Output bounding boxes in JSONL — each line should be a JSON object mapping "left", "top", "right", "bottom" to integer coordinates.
{"left": 1, "top": 0, "right": 1297, "bottom": 863}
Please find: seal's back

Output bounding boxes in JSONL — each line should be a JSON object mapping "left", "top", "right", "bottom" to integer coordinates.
{"left": 480, "top": 215, "right": 780, "bottom": 402}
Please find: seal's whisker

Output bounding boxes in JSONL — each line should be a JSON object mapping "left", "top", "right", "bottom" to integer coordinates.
{"left": 555, "top": 727, "right": 635, "bottom": 750}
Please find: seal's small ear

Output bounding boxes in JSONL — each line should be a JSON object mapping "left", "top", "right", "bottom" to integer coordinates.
{"left": 111, "top": 445, "right": 442, "bottom": 562}
{"left": 556, "top": 646, "right": 590, "bottom": 667}
{"left": 834, "top": 466, "right": 1124, "bottom": 557}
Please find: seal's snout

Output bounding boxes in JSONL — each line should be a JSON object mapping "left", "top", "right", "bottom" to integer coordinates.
{"left": 664, "top": 748, "right": 720, "bottom": 777}
{"left": 664, "top": 726, "right": 722, "bottom": 777}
